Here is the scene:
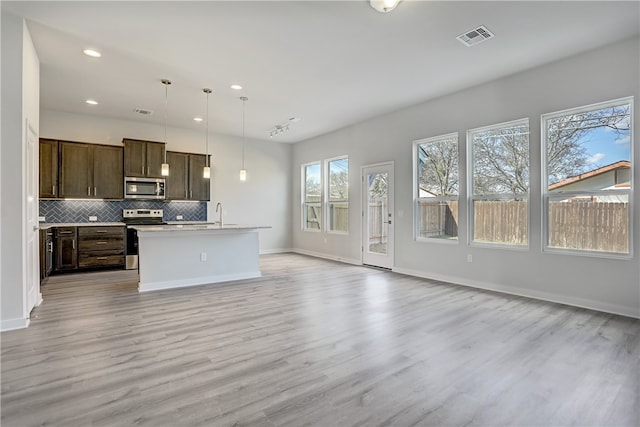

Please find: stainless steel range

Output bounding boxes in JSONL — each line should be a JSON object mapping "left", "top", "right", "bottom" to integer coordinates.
{"left": 122, "top": 209, "right": 165, "bottom": 270}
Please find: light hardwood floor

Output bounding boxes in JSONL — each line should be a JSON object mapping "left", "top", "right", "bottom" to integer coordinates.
{"left": 2, "top": 253, "right": 638, "bottom": 426}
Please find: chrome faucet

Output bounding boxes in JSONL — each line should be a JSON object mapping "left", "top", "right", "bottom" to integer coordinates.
{"left": 215, "top": 202, "right": 223, "bottom": 226}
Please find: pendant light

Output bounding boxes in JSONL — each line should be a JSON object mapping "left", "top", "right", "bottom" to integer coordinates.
{"left": 161, "top": 79, "right": 171, "bottom": 176}
{"left": 239, "top": 96, "right": 248, "bottom": 182}
{"left": 202, "top": 88, "right": 212, "bottom": 179}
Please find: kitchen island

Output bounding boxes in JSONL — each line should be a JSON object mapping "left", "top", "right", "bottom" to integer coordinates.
{"left": 133, "top": 223, "right": 270, "bottom": 292}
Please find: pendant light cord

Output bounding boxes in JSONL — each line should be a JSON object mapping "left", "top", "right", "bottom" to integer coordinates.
{"left": 205, "top": 90, "right": 209, "bottom": 167}
{"left": 162, "top": 79, "right": 171, "bottom": 164}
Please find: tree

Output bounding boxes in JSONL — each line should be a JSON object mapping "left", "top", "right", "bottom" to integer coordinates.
{"left": 368, "top": 173, "right": 387, "bottom": 200}
{"left": 472, "top": 123, "right": 529, "bottom": 195}
{"left": 418, "top": 136, "right": 458, "bottom": 196}
{"left": 328, "top": 159, "right": 348, "bottom": 200}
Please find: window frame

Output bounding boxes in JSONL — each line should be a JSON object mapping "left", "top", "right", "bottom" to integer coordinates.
{"left": 301, "top": 161, "right": 322, "bottom": 232}
{"left": 467, "top": 118, "right": 530, "bottom": 250}
{"left": 541, "top": 96, "right": 634, "bottom": 259}
{"left": 324, "top": 155, "right": 349, "bottom": 235}
{"left": 412, "top": 132, "right": 460, "bottom": 244}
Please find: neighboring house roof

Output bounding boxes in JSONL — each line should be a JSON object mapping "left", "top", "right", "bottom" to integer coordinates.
{"left": 419, "top": 187, "right": 438, "bottom": 197}
{"left": 548, "top": 160, "right": 631, "bottom": 191}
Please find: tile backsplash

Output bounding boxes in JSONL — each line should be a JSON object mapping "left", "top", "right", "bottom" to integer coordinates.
{"left": 40, "top": 200, "right": 207, "bottom": 223}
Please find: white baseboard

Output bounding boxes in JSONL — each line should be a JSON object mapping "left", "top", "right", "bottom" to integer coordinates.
{"left": 291, "top": 248, "right": 361, "bottom": 266}
{"left": 139, "top": 271, "right": 262, "bottom": 292}
{"left": 1, "top": 317, "right": 30, "bottom": 332}
{"left": 260, "top": 248, "right": 293, "bottom": 255}
{"left": 393, "top": 266, "right": 640, "bottom": 319}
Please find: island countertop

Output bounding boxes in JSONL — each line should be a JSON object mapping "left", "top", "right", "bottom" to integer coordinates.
{"left": 133, "top": 223, "right": 271, "bottom": 232}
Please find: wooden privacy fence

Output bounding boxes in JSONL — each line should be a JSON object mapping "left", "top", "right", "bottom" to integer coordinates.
{"left": 417, "top": 200, "right": 627, "bottom": 252}
{"left": 548, "top": 201, "right": 628, "bottom": 253}
{"left": 317, "top": 200, "right": 628, "bottom": 253}
{"left": 418, "top": 201, "right": 459, "bottom": 238}
{"left": 473, "top": 200, "right": 528, "bottom": 245}
{"left": 368, "top": 200, "right": 388, "bottom": 244}
{"left": 328, "top": 203, "right": 349, "bottom": 232}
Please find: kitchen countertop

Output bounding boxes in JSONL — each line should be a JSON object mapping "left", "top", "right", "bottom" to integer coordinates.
{"left": 133, "top": 223, "right": 270, "bottom": 232}
{"left": 39, "top": 222, "right": 125, "bottom": 230}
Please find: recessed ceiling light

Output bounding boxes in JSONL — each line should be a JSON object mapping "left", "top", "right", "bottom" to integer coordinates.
{"left": 83, "top": 49, "right": 101, "bottom": 58}
{"left": 85, "top": 99, "right": 98, "bottom": 105}
{"left": 230, "top": 84, "right": 243, "bottom": 90}
{"left": 194, "top": 117, "right": 203, "bottom": 122}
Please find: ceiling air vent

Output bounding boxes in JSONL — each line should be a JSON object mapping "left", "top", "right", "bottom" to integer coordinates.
{"left": 134, "top": 108, "right": 154, "bottom": 116}
{"left": 457, "top": 25, "right": 494, "bottom": 47}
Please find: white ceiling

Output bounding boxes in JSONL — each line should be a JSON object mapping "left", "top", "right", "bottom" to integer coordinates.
{"left": 3, "top": 1, "right": 639, "bottom": 143}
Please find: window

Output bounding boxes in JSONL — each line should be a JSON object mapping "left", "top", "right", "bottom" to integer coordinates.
{"left": 302, "top": 162, "right": 322, "bottom": 231}
{"left": 326, "top": 157, "right": 349, "bottom": 233}
{"left": 542, "top": 97, "right": 632, "bottom": 256}
{"left": 302, "top": 157, "right": 349, "bottom": 233}
{"left": 468, "top": 119, "right": 529, "bottom": 247}
{"left": 414, "top": 133, "right": 459, "bottom": 241}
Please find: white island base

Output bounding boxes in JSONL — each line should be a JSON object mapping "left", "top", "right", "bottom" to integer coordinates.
{"left": 135, "top": 225, "right": 268, "bottom": 292}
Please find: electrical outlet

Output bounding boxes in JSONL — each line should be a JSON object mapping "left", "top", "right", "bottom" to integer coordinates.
{"left": 89, "top": 216, "right": 98, "bottom": 222}
{"left": 176, "top": 215, "right": 184, "bottom": 220}
{"left": 200, "top": 252, "right": 207, "bottom": 262}
{"left": 39, "top": 216, "right": 46, "bottom": 222}
{"left": 467, "top": 254, "right": 473, "bottom": 263}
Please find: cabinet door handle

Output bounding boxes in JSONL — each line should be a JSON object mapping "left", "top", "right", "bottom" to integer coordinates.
{"left": 59, "top": 231, "right": 73, "bottom": 235}
{"left": 72, "top": 240, "right": 75, "bottom": 249}
{"left": 190, "top": 190, "right": 193, "bottom": 199}
{"left": 52, "top": 185, "right": 55, "bottom": 195}
{"left": 94, "top": 187, "right": 97, "bottom": 196}
{"left": 147, "top": 166, "right": 150, "bottom": 175}
{"left": 88, "top": 187, "right": 91, "bottom": 196}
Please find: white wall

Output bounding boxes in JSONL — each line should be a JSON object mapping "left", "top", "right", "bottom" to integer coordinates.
{"left": 292, "top": 37, "right": 640, "bottom": 318}
{"left": 1, "top": 11, "right": 40, "bottom": 331}
{"left": 40, "top": 110, "right": 292, "bottom": 252}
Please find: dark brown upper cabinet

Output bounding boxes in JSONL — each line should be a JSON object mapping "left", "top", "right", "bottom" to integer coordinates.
{"left": 59, "top": 141, "right": 123, "bottom": 199}
{"left": 39, "top": 139, "right": 59, "bottom": 198}
{"left": 165, "top": 151, "right": 210, "bottom": 201}
{"left": 123, "top": 138, "right": 165, "bottom": 178}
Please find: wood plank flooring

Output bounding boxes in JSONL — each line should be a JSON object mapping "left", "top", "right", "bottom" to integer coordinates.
{"left": 2, "top": 253, "right": 638, "bottom": 426}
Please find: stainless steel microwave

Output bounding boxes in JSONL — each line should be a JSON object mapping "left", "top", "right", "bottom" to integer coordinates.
{"left": 124, "top": 177, "right": 165, "bottom": 199}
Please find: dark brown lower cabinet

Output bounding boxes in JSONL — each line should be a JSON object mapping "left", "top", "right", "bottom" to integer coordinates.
{"left": 40, "top": 228, "right": 53, "bottom": 281}
{"left": 53, "top": 225, "right": 125, "bottom": 273}
{"left": 77, "top": 226, "right": 125, "bottom": 269}
{"left": 55, "top": 227, "right": 78, "bottom": 271}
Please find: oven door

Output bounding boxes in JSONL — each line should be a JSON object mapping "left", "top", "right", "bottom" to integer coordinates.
{"left": 125, "top": 227, "right": 138, "bottom": 270}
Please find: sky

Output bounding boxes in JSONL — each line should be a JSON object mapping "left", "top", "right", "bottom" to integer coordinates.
{"left": 580, "top": 119, "right": 631, "bottom": 169}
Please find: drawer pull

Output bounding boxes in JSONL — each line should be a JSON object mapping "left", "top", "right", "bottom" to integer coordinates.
{"left": 96, "top": 241, "right": 107, "bottom": 245}
{"left": 95, "top": 230, "right": 108, "bottom": 234}
{"left": 96, "top": 257, "right": 108, "bottom": 260}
